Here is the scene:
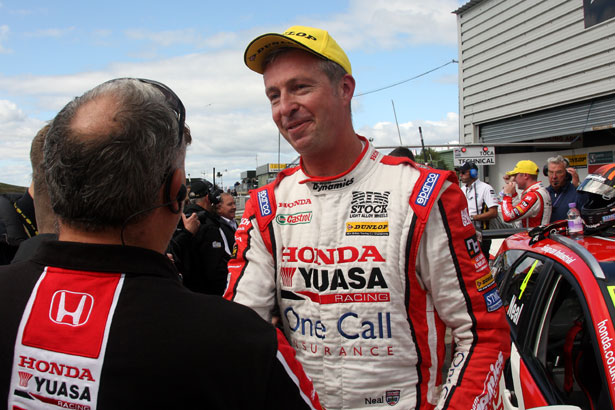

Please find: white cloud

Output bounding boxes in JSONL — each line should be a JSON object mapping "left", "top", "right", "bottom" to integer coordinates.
{"left": 0, "top": 25, "right": 11, "bottom": 54}
{"left": 357, "top": 112, "right": 459, "bottom": 150}
{"left": 0, "top": 1, "right": 460, "bottom": 187}
{"left": 303, "top": 0, "right": 459, "bottom": 50}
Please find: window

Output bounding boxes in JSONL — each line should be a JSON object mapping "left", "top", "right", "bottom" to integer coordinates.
{"left": 532, "top": 270, "right": 604, "bottom": 409}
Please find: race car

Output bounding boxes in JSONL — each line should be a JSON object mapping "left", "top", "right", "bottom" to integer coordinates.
{"left": 491, "top": 220, "right": 615, "bottom": 410}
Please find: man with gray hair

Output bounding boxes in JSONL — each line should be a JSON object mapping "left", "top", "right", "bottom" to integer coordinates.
{"left": 0, "top": 78, "right": 321, "bottom": 409}
{"left": 545, "top": 155, "right": 586, "bottom": 222}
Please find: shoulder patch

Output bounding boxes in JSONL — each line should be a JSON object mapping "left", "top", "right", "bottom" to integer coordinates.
{"left": 257, "top": 189, "right": 272, "bottom": 217}
{"left": 415, "top": 172, "right": 440, "bottom": 207}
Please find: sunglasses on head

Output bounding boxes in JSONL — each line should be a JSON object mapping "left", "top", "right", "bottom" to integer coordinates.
{"left": 107, "top": 78, "right": 186, "bottom": 146}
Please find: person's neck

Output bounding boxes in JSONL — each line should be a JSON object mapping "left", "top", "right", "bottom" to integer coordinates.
{"left": 58, "top": 212, "right": 173, "bottom": 255}
{"left": 465, "top": 179, "right": 477, "bottom": 188}
{"left": 301, "top": 133, "right": 363, "bottom": 177}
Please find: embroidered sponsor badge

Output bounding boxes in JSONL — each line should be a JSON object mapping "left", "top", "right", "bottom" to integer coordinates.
{"left": 461, "top": 208, "right": 473, "bottom": 227}
{"left": 386, "top": 390, "right": 401, "bottom": 405}
{"left": 345, "top": 222, "right": 389, "bottom": 236}
{"left": 484, "top": 288, "right": 503, "bottom": 312}
{"left": 257, "top": 189, "right": 272, "bottom": 216}
{"left": 465, "top": 235, "right": 481, "bottom": 259}
{"left": 415, "top": 172, "right": 440, "bottom": 207}
{"left": 276, "top": 212, "right": 313, "bottom": 225}
{"left": 475, "top": 272, "right": 495, "bottom": 292}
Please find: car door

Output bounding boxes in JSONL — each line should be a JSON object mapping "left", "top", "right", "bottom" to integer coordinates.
{"left": 497, "top": 250, "right": 610, "bottom": 409}
{"left": 496, "top": 251, "right": 554, "bottom": 409}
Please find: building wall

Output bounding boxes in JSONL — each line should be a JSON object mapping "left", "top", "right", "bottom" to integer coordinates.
{"left": 456, "top": 0, "right": 615, "bottom": 143}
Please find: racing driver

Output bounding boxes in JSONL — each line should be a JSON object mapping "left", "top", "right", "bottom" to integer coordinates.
{"left": 225, "top": 25, "right": 509, "bottom": 409}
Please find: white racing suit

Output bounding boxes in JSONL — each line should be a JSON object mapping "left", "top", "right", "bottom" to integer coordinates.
{"left": 225, "top": 137, "right": 509, "bottom": 409}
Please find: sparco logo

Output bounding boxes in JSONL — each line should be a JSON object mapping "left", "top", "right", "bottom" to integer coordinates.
{"left": 415, "top": 172, "right": 440, "bottom": 207}
{"left": 276, "top": 212, "right": 312, "bottom": 225}
{"left": 257, "top": 190, "right": 272, "bottom": 216}
{"left": 49, "top": 290, "right": 94, "bottom": 327}
{"left": 349, "top": 191, "right": 389, "bottom": 218}
{"left": 281, "top": 245, "right": 385, "bottom": 265}
{"left": 312, "top": 177, "right": 354, "bottom": 192}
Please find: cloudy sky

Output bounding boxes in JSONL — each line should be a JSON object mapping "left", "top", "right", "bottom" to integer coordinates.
{"left": 0, "top": 0, "right": 464, "bottom": 189}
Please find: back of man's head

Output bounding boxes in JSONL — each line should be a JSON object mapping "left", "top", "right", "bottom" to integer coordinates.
{"left": 44, "top": 78, "right": 187, "bottom": 232}
{"left": 30, "top": 123, "right": 55, "bottom": 233}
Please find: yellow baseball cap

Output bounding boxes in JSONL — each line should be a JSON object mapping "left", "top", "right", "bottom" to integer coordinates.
{"left": 244, "top": 25, "right": 352, "bottom": 75}
{"left": 506, "top": 160, "right": 539, "bottom": 175}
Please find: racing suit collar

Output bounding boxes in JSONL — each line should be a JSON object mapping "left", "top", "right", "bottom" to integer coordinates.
{"left": 298, "top": 135, "right": 379, "bottom": 192}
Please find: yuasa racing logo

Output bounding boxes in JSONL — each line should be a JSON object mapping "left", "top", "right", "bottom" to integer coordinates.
{"left": 312, "top": 177, "right": 354, "bottom": 192}
{"left": 415, "top": 172, "right": 439, "bottom": 207}
{"left": 257, "top": 189, "right": 272, "bottom": 216}
{"left": 276, "top": 212, "right": 312, "bottom": 225}
{"left": 49, "top": 290, "right": 94, "bottom": 327}
{"left": 297, "top": 266, "right": 388, "bottom": 292}
{"left": 16, "top": 356, "right": 95, "bottom": 404}
{"left": 349, "top": 191, "right": 389, "bottom": 218}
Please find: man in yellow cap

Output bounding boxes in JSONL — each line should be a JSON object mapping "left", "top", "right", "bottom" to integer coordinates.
{"left": 225, "top": 25, "right": 509, "bottom": 410}
{"left": 501, "top": 160, "right": 552, "bottom": 227}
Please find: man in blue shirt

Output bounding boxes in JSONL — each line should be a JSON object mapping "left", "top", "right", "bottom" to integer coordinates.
{"left": 546, "top": 155, "right": 587, "bottom": 222}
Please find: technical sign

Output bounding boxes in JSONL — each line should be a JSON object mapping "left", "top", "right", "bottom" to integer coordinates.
{"left": 453, "top": 146, "right": 496, "bottom": 167}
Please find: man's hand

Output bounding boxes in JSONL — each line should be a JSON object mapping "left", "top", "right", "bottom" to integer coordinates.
{"left": 502, "top": 180, "right": 516, "bottom": 195}
{"left": 567, "top": 167, "right": 580, "bottom": 187}
{"left": 182, "top": 212, "right": 200, "bottom": 235}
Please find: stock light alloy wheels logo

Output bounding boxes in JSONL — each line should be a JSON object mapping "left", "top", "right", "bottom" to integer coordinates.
{"left": 49, "top": 290, "right": 94, "bottom": 327}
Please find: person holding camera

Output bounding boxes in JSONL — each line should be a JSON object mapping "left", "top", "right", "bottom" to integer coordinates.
{"left": 545, "top": 155, "right": 587, "bottom": 222}
{"left": 173, "top": 178, "right": 229, "bottom": 295}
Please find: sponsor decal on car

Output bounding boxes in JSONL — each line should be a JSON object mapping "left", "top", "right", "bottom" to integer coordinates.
{"left": 597, "top": 318, "right": 615, "bottom": 389}
{"left": 507, "top": 294, "right": 524, "bottom": 325}
{"left": 608, "top": 286, "right": 615, "bottom": 309}
{"left": 345, "top": 222, "right": 389, "bottom": 236}
{"left": 541, "top": 244, "right": 576, "bottom": 264}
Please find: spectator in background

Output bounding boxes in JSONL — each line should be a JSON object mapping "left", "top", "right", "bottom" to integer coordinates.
{"left": 501, "top": 160, "right": 552, "bottom": 228}
{"left": 177, "top": 179, "right": 229, "bottom": 295}
{"left": 388, "top": 146, "right": 415, "bottom": 160}
{"left": 457, "top": 162, "right": 499, "bottom": 257}
{"left": 0, "top": 177, "right": 38, "bottom": 264}
{"left": 217, "top": 192, "right": 237, "bottom": 257}
{"left": 11, "top": 124, "right": 58, "bottom": 263}
{"left": 545, "top": 155, "right": 587, "bottom": 222}
{"left": 0, "top": 77, "right": 321, "bottom": 409}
